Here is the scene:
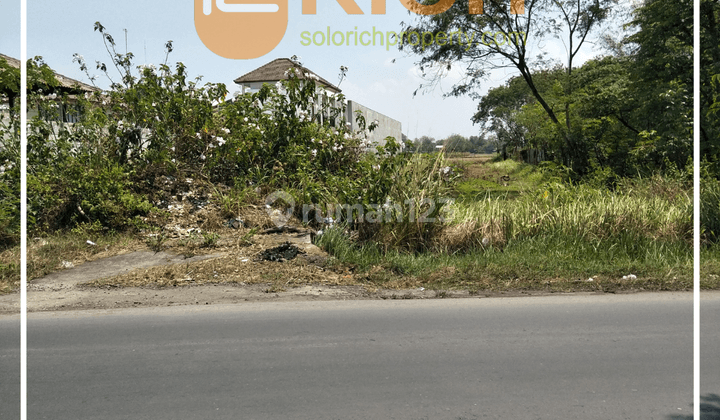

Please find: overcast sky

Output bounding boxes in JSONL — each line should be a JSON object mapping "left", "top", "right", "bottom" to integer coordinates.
{"left": 1, "top": 1, "right": 616, "bottom": 140}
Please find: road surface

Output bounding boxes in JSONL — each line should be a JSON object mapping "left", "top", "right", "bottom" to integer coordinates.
{"left": 0, "top": 314, "right": 20, "bottom": 420}
{"left": 701, "top": 292, "right": 720, "bottom": 420}
{"left": 25, "top": 292, "right": 700, "bottom": 420}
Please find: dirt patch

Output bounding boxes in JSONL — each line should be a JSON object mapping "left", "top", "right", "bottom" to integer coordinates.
{"left": 0, "top": 225, "right": 604, "bottom": 315}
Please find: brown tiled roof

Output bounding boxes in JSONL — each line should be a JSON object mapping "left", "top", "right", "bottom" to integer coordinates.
{"left": 234, "top": 58, "right": 342, "bottom": 93}
{"left": 0, "top": 52, "right": 99, "bottom": 93}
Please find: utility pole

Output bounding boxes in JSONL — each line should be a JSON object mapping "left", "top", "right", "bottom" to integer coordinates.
{"left": 123, "top": 29, "right": 128, "bottom": 54}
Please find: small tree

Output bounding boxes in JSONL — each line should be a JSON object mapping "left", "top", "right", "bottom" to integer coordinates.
{"left": 400, "top": 0, "right": 616, "bottom": 171}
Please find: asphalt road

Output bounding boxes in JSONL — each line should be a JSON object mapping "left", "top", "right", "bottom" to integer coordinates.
{"left": 0, "top": 315, "right": 20, "bottom": 420}
{"left": 24, "top": 293, "right": 700, "bottom": 420}
{"left": 701, "top": 292, "right": 720, "bottom": 420}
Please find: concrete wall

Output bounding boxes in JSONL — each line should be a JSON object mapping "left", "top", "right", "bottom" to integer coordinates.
{"left": 345, "top": 101, "right": 402, "bottom": 152}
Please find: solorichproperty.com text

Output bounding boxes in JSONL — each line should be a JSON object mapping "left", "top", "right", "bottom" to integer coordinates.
{"left": 300, "top": 27, "right": 527, "bottom": 51}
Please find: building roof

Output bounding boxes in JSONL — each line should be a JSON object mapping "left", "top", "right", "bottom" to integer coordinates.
{"left": 0, "top": 52, "right": 99, "bottom": 93}
{"left": 233, "top": 58, "right": 342, "bottom": 93}
{"left": 0, "top": 53, "right": 20, "bottom": 68}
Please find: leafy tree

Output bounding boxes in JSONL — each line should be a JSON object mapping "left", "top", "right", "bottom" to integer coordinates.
{"left": 0, "top": 56, "right": 59, "bottom": 245}
{"left": 413, "top": 135, "right": 438, "bottom": 153}
{"left": 443, "top": 134, "right": 471, "bottom": 152}
{"left": 622, "top": 0, "right": 693, "bottom": 171}
{"left": 0, "top": 57, "right": 19, "bottom": 111}
{"left": 400, "top": 0, "right": 615, "bottom": 171}
{"left": 467, "top": 135, "right": 495, "bottom": 153}
{"left": 700, "top": 0, "right": 720, "bottom": 174}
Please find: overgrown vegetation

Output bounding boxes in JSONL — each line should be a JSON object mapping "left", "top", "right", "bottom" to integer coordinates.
{"left": 1, "top": 0, "right": 711, "bottom": 294}
{"left": 700, "top": 0, "right": 720, "bottom": 281}
{"left": 402, "top": 0, "right": 692, "bottom": 179}
{"left": 315, "top": 158, "right": 692, "bottom": 291}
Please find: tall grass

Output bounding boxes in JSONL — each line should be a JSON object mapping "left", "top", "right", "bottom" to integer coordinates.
{"left": 316, "top": 223, "right": 691, "bottom": 290}
{"left": 315, "top": 172, "right": 692, "bottom": 289}
{"left": 440, "top": 180, "right": 691, "bottom": 251}
{"left": 701, "top": 177, "right": 720, "bottom": 244}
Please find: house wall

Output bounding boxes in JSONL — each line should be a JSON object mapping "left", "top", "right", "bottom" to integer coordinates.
{"left": 237, "top": 81, "right": 269, "bottom": 94}
{"left": 345, "top": 101, "right": 402, "bottom": 152}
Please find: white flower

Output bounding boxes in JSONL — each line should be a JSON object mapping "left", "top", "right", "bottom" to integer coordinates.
{"left": 311, "top": 149, "right": 317, "bottom": 157}
{"left": 196, "top": 132, "right": 202, "bottom": 139}
{"left": 217, "top": 137, "right": 225, "bottom": 146}
{"left": 170, "top": 146, "right": 175, "bottom": 152}
{"left": 222, "top": 127, "right": 230, "bottom": 134}
{"left": 200, "top": 154, "right": 206, "bottom": 160}
{"left": 244, "top": 117, "right": 249, "bottom": 123}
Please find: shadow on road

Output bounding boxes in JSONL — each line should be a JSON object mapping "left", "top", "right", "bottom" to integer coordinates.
{"left": 667, "top": 394, "right": 720, "bottom": 420}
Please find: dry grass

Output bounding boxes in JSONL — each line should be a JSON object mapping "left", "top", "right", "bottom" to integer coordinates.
{"left": 434, "top": 218, "right": 506, "bottom": 251}
{"left": 85, "top": 243, "right": 352, "bottom": 291}
{"left": 0, "top": 246, "right": 20, "bottom": 294}
{"left": 26, "top": 232, "right": 145, "bottom": 282}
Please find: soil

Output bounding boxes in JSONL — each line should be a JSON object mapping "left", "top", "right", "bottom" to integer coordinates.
{"left": 0, "top": 173, "right": 615, "bottom": 315}
{"left": 0, "top": 227, "right": 589, "bottom": 315}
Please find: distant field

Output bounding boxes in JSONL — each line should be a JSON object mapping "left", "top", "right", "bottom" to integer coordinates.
{"left": 446, "top": 153, "right": 495, "bottom": 165}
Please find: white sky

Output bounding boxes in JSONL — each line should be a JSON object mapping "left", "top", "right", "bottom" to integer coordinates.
{"left": 0, "top": 1, "right": 618, "bottom": 140}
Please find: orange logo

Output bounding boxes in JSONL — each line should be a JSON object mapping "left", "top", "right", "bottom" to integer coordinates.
{"left": 194, "top": 0, "right": 288, "bottom": 60}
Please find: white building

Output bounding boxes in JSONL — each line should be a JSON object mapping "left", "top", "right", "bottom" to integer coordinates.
{"left": 233, "top": 58, "right": 402, "bottom": 151}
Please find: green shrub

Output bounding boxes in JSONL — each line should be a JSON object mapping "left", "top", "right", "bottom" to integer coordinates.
{"left": 702, "top": 176, "right": 720, "bottom": 244}
{"left": 0, "top": 103, "right": 20, "bottom": 247}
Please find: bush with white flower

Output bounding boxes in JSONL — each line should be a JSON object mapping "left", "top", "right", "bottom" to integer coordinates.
{"left": 24, "top": 24, "right": 454, "bottom": 252}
